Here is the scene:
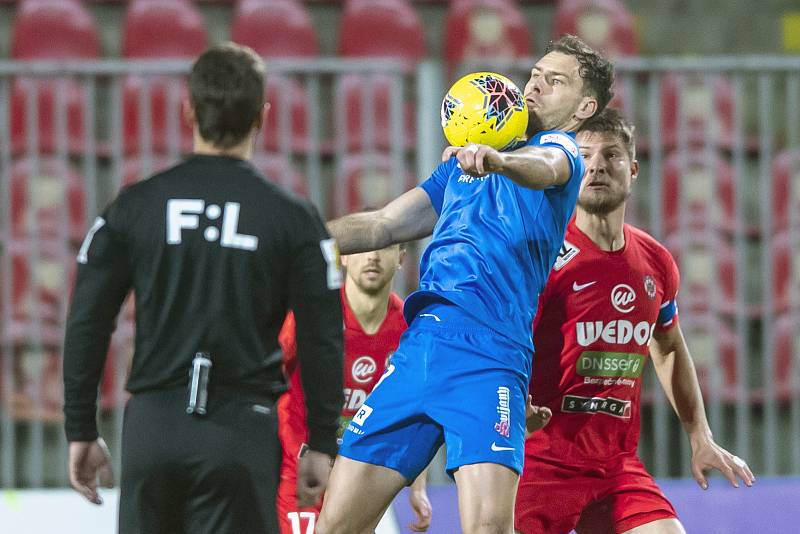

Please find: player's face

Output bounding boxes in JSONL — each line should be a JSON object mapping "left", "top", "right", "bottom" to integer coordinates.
{"left": 342, "top": 246, "right": 404, "bottom": 295}
{"left": 524, "top": 52, "right": 593, "bottom": 134}
{"left": 576, "top": 131, "right": 638, "bottom": 215}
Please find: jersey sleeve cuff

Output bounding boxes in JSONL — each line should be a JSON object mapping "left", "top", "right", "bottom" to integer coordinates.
{"left": 64, "top": 415, "right": 100, "bottom": 442}
{"left": 306, "top": 426, "right": 339, "bottom": 457}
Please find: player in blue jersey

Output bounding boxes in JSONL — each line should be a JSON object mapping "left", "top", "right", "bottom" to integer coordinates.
{"left": 317, "top": 35, "right": 614, "bottom": 534}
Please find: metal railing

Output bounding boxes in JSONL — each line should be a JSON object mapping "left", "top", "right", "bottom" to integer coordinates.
{"left": 0, "top": 56, "right": 798, "bottom": 488}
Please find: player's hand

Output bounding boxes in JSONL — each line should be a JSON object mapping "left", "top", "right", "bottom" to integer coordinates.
{"left": 408, "top": 485, "right": 432, "bottom": 532}
{"left": 68, "top": 438, "right": 114, "bottom": 505}
{"left": 448, "top": 143, "right": 504, "bottom": 177}
{"left": 296, "top": 449, "right": 333, "bottom": 508}
{"left": 690, "top": 437, "right": 755, "bottom": 490}
{"left": 524, "top": 395, "right": 552, "bottom": 438}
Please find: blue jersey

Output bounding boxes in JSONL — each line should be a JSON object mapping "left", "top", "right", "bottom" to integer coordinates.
{"left": 406, "top": 130, "right": 584, "bottom": 351}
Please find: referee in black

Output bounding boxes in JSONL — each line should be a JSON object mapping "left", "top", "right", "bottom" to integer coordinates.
{"left": 62, "top": 43, "right": 343, "bottom": 533}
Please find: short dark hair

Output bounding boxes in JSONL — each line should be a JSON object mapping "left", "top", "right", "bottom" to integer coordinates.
{"left": 545, "top": 35, "right": 614, "bottom": 116}
{"left": 188, "top": 42, "right": 265, "bottom": 148}
{"left": 580, "top": 107, "right": 636, "bottom": 159}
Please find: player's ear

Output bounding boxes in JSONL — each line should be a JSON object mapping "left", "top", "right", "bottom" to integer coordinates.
{"left": 574, "top": 96, "right": 598, "bottom": 121}
{"left": 254, "top": 102, "right": 269, "bottom": 131}
{"left": 630, "top": 159, "right": 640, "bottom": 182}
{"left": 182, "top": 100, "right": 196, "bottom": 127}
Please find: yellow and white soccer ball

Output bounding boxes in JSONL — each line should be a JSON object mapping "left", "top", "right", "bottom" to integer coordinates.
{"left": 441, "top": 71, "right": 529, "bottom": 151}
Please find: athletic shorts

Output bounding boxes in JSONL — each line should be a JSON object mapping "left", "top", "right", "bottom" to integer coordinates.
{"left": 514, "top": 454, "right": 677, "bottom": 534}
{"left": 337, "top": 301, "right": 531, "bottom": 480}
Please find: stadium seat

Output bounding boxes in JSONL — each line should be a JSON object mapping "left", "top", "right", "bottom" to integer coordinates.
{"left": 231, "top": 0, "right": 318, "bottom": 58}
{"left": 665, "top": 236, "right": 738, "bottom": 317}
{"left": 662, "top": 150, "right": 736, "bottom": 237}
{"left": 122, "top": 0, "right": 207, "bottom": 59}
{"left": 660, "top": 73, "right": 735, "bottom": 150}
{"left": 334, "top": 73, "right": 415, "bottom": 151}
{"left": 552, "top": 0, "right": 639, "bottom": 58}
{"left": 11, "top": 0, "right": 100, "bottom": 60}
{"left": 338, "top": 0, "right": 425, "bottom": 61}
{"left": 5, "top": 239, "right": 75, "bottom": 345}
{"left": 774, "top": 314, "right": 798, "bottom": 401}
{"left": 10, "top": 157, "right": 87, "bottom": 245}
{"left": 121, "top": 156, "right": 179, "bottom": 188}
{"left": 772, "top": 149, "right": 800, "bottom": 233}
{"left": 121, "top": 0, "right": 206, "bottom": 154}
{"left": 444, "top": 0, "right": 531, "bottom": 66}
{"left": 332, "top": 154, "right": 415, "bottom": 217}
{"left": 251, "top": 155, "right": 309, "bottom": 198}
{"left": 680, "top": 316, "right": 739, "bottom": 401}
{"left": 772, "top": 233, "right": 799, "bottom": 314}
{"left": 10, "top": 0, "right": 100, "bottom": 155}
{"left": 262, "top": 75, "right": 310, "bottom": 153}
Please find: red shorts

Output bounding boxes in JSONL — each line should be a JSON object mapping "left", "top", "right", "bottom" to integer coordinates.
{"left": 514, "top": 454, "right": 677, "bottom": 534}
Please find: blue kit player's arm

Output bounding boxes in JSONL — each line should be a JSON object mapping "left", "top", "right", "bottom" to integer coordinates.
{"left": 326, "top": 186, "right": 439, "bottom": 255}
{"left": 448, "top": 130, "right": 581, "bottom": 190}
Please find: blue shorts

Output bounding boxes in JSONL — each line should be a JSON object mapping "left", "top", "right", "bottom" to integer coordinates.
{"left": 338, "top": 301, "right": 531, "bottom": 480}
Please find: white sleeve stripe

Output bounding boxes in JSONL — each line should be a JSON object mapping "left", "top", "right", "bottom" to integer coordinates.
{"left": 660, "top": 300, "right": 674, "bottom": 309}
{"left": 661, "top": 319, "right": 675, "bottom": 327}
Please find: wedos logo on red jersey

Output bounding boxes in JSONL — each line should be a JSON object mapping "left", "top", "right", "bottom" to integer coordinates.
{"left": 352, "top": 356, "right": 378, "bottom": 384}
{"left": 611, "top": 284, "right": 637, "bottom": 313}
{"left": 576, "top": 320, "right": 655, "bottom": 347}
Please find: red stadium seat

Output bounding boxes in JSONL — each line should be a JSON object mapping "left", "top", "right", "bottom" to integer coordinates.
{"left": 665, "top": 236, "right": 738, "bottom": 317}
{"left": 772, "top": 150, "right": 800, "bottom": 233}
{"left": 231, "top": 0, "right": 318, "bottom": 58}
{"left": 444, "top": 0, "right": 531, "bottom": 66}
{"left": 680, "top": 316, "right": 739, "bottom": 401}
{"left": 11, "top": 0, "right": 100, "bottom": 60}
{"left": 121, "top": 0, "right": 206, "bottom": 154}
{"left": 122, "top": 76, "right": 194, "bottom": 155}
{"left": 332, "top": 154, "right": 415, "bottom": 217}
{"left": 774, "top": 314, "right": 798, "bottom": 401}
{"left": 335, "top": 73, "right": 415, "bottom": 151}
{"left": 122, "top": 0, "right": 207, "bottom": 59}
{"left": 552, "top": 0, "right": 638, "bottom": 58}
{"left": 10, "top": 0, "right": 99, "bottom": 154}
{"left": 10, "top": 158, "right": 87, "bottom": 245}
{"left": 772, "top": 233, "right": 799, "bottom": 314}
{"left": 262, "top": 75, "right": 310, "bottom": 153}
{"left": 662, "top": 150, "right": 736, "bottom": 237}
{"left": 251, "top": 156, "right": 309, "bottom": 198}
{"left": 5, "top": 240, "right": 75, "bottom": 346}
{"left": 660, "top": 74, "right": 735, "bottom": 150}
{"left": 121, "top": 156, "right": 179, "bottom": 188}
{"left": 338, "top": 0, "right": 425, "bottom": 61}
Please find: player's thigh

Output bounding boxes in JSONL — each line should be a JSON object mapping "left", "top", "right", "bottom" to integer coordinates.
{"left": 514, "top": 462, "right": 593, "bottom": 534}
{"left": 454, "top": 462, "right": 519, "bottom": 534}
{"left": 316, "top": 456, "right": 408, "bottom": 534}
{"left": 621, "top": 518, "right": 686, "bottom": 534}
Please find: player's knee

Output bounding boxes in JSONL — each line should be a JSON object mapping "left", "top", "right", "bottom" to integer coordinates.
{"left": 315, "top": 510, "right": 352, "bottom": 534}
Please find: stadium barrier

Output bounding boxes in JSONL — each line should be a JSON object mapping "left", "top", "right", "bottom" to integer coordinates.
{"left": 0, "top": 57, "right": 798, "bottom": 492}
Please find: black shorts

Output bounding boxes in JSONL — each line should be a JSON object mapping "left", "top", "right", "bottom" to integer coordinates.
{"left": 119, "top": 388, "right": 280, "bottom": 534}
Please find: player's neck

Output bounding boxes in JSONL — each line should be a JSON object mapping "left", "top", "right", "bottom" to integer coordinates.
{"left": 192, "top": 131, "right": 254, "bottom": 161}
{"left": 575, "top": 206, "right": 626, "bottom": 252}
{"left": 344, "top": 282, "right": 390, "bottom": 335}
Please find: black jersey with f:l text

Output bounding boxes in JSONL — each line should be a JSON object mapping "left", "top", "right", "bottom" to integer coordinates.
{"left": 63, "top": 154, "right": 344, "bottom": 455}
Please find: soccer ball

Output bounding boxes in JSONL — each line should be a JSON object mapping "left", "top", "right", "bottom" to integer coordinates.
{"left": 441, "top": 72, "right": 529, "bottom": 151}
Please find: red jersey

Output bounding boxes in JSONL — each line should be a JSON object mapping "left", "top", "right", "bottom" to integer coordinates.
{"left": 527, "top": 221, "right": 680, "bottom": 465}
{"left": 277, "top": 289, "right": 407, "bottom": 450}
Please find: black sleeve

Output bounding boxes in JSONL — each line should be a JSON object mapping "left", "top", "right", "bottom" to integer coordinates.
{"left": 288, "top": 203, "right": 344, "bottom": 457}
{"left": 63, "top": 200, "right": 132, "bottom": 442}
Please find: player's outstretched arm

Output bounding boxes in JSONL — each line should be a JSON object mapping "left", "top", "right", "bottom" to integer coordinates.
{"left": 443, "top": 143, "right": 571, "bottom": 190}
{"left": 327, "top": 187, "right": 438, "bottom": 255}
{"left": 650, "top": 325, "right": 755, "bottom": 490}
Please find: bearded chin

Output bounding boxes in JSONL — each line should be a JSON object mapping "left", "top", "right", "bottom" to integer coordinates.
{"left": 527, "top": 112, "right": 545, "bottom": 137}
{"left": 577, "top": 191, "right": 629, "bottom": 215}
